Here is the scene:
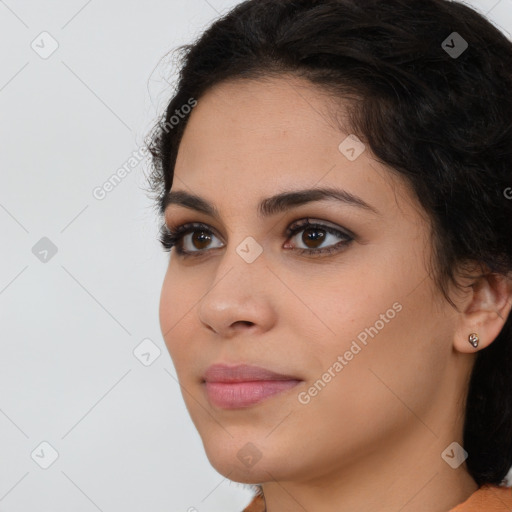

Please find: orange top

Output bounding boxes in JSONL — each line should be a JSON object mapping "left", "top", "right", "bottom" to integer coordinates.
{"left": 242, "top": 484, "right": 512, "bottom": 512}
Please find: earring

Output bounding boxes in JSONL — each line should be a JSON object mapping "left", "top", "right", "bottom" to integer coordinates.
{"left": 468, "top": 333, "right": 479, "bottom": 348}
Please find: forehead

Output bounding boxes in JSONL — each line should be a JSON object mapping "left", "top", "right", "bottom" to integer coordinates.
{"left": 179, "top": 76, "right": 341, "bottom": 156}
{"left": 172, "top": 76, "right": 415, "bottom": 219}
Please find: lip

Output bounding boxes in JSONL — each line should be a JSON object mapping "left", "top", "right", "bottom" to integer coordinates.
{"left": 203, "top": 363, "right": 301, "bottom": 383}
{"left": 202, "top": 363, "right": 302, "bottom": 409}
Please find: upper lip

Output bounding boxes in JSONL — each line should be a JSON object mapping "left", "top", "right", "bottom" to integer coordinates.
{"left": 203, "top": 363, "right": 301, "bottom": 383}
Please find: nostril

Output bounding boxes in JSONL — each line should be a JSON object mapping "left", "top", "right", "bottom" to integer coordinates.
{"left": 234, "top": 320, "right": 254, "bottom": 328}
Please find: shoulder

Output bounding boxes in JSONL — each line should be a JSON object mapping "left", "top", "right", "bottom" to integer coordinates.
{"left": 449, "top": 484, "right": 512, "bottom": 511}
{"left": 241, "top": 483, "right": 512, "bottom": 511}
{"left": 242, "top": 494, "right": 265, "bottom": 512}
{"left": 242, "top": 486, "right": 265, "bottom": 512}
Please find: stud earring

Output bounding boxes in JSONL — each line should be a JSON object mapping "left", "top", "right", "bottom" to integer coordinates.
{"left": 468, "top": 333, "right": 479, "bottom": 348}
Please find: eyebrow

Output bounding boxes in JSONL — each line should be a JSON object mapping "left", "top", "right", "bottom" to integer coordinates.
{"left": 161, "top": 186, "right": 379, "bottom": 219}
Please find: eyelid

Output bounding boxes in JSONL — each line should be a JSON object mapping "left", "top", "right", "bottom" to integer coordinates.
{"left": 164, "top": 217, "right": 354, "bottom": 240}
{"left": 165, "top": 218, "right": 225, "bottom": 239}
{"left": 164, "top": 221, "right": 222, "bottom": 244}
{"left": 286, "top": 217, "right": 356, "bottom": 239}
{"left": 160, "top": 217, "right": 355, "bottom": 257}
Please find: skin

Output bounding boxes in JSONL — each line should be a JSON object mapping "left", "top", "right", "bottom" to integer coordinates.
{"left": 158, "top": 75, "right": 512, "bottom": 512}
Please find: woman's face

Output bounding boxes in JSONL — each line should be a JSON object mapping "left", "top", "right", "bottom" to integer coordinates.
{"left": 159, "top": 76, "right": 472, "bottom": 485}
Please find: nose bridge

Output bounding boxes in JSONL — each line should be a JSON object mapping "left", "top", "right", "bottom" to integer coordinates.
{"left": 211, "top": 232, "right": 267, "bottom": 296}
{"left": 197, "top": 233, "right": 271, "bottom": 334}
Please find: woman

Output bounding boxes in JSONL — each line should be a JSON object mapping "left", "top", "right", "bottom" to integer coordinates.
{"left": 145, "top": 0, "right": 512, "bottom": 510}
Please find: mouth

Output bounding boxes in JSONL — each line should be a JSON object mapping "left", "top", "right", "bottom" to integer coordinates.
{"left": 202, "top": 363, "right": 303, "bottom": 409}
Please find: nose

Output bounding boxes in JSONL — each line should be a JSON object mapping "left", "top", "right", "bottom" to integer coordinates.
{"left": 197, "top": 244, "right": 277, "bottom": 338}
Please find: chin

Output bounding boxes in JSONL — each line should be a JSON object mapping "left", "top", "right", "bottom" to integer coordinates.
{"left": 199, "top": 432, "right": 271, "bottom": 479}
{"left": 201, "top": 431, "right": 308, "bottom": 485}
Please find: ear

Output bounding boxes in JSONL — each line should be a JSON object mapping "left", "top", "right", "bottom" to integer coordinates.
{"left": 453, "top": 264, "right": 512, "bottom": 354}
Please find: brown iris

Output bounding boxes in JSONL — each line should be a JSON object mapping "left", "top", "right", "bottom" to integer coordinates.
{"left": 192, "top": 230, "right": 212, "bottom": 250}
{"left": 301, "top": 227, "right": 326, "bottom": 248}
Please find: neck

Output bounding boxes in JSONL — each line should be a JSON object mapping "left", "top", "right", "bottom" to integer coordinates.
{"left": 259, "top": 426, "right": 478, "bottom": 512}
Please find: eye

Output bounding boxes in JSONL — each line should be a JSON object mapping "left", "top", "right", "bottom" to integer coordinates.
{"left": 159, "top": 222, "right": 223, "bottom": 256}
{"left": 159, "top": 218, "right": 354, "bottom": 257}
{"left": 284, "top": 218, "right": 354, "bottom": 256}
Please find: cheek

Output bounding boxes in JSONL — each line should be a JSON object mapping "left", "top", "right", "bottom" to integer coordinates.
{"left": 158, "top": 272, "right": 173, "bottom": 341}
{"left": 304, "top": 282, "right": 444, "bottom": 425}
{"left": 293, "top": 251, "right": 444, "bottom": 406}
{"left": 285, "top": 304, "right": 443, "bottom": 471}
{"left": 159, "top": 268, "right": 192, "bottom": 360}
{"left": 158, "top": 275, "right": 175, "bottom": 341}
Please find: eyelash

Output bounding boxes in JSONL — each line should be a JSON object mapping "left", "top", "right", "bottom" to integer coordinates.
{"left": 158, "top": 218, "right": 354, "bottom": 258}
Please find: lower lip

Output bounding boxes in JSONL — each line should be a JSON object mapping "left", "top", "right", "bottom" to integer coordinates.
{"left": 204, "top": 380, "right": 301, "bottom": 409}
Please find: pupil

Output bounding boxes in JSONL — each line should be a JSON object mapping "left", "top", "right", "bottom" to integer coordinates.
{"left": 303, "top": 227, "right": 325, "bottom": 248}
{"left": 193, "top": 231, "right": 211, "bottom": 249}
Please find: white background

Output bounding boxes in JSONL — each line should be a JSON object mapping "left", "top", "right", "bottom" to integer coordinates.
{"left": 1, "top": 1, "right": 511, "bottom": 511}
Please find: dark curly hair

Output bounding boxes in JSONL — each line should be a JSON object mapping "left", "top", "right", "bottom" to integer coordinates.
{"left": 145, "top": 0, "right": 512, "bottom": 486}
